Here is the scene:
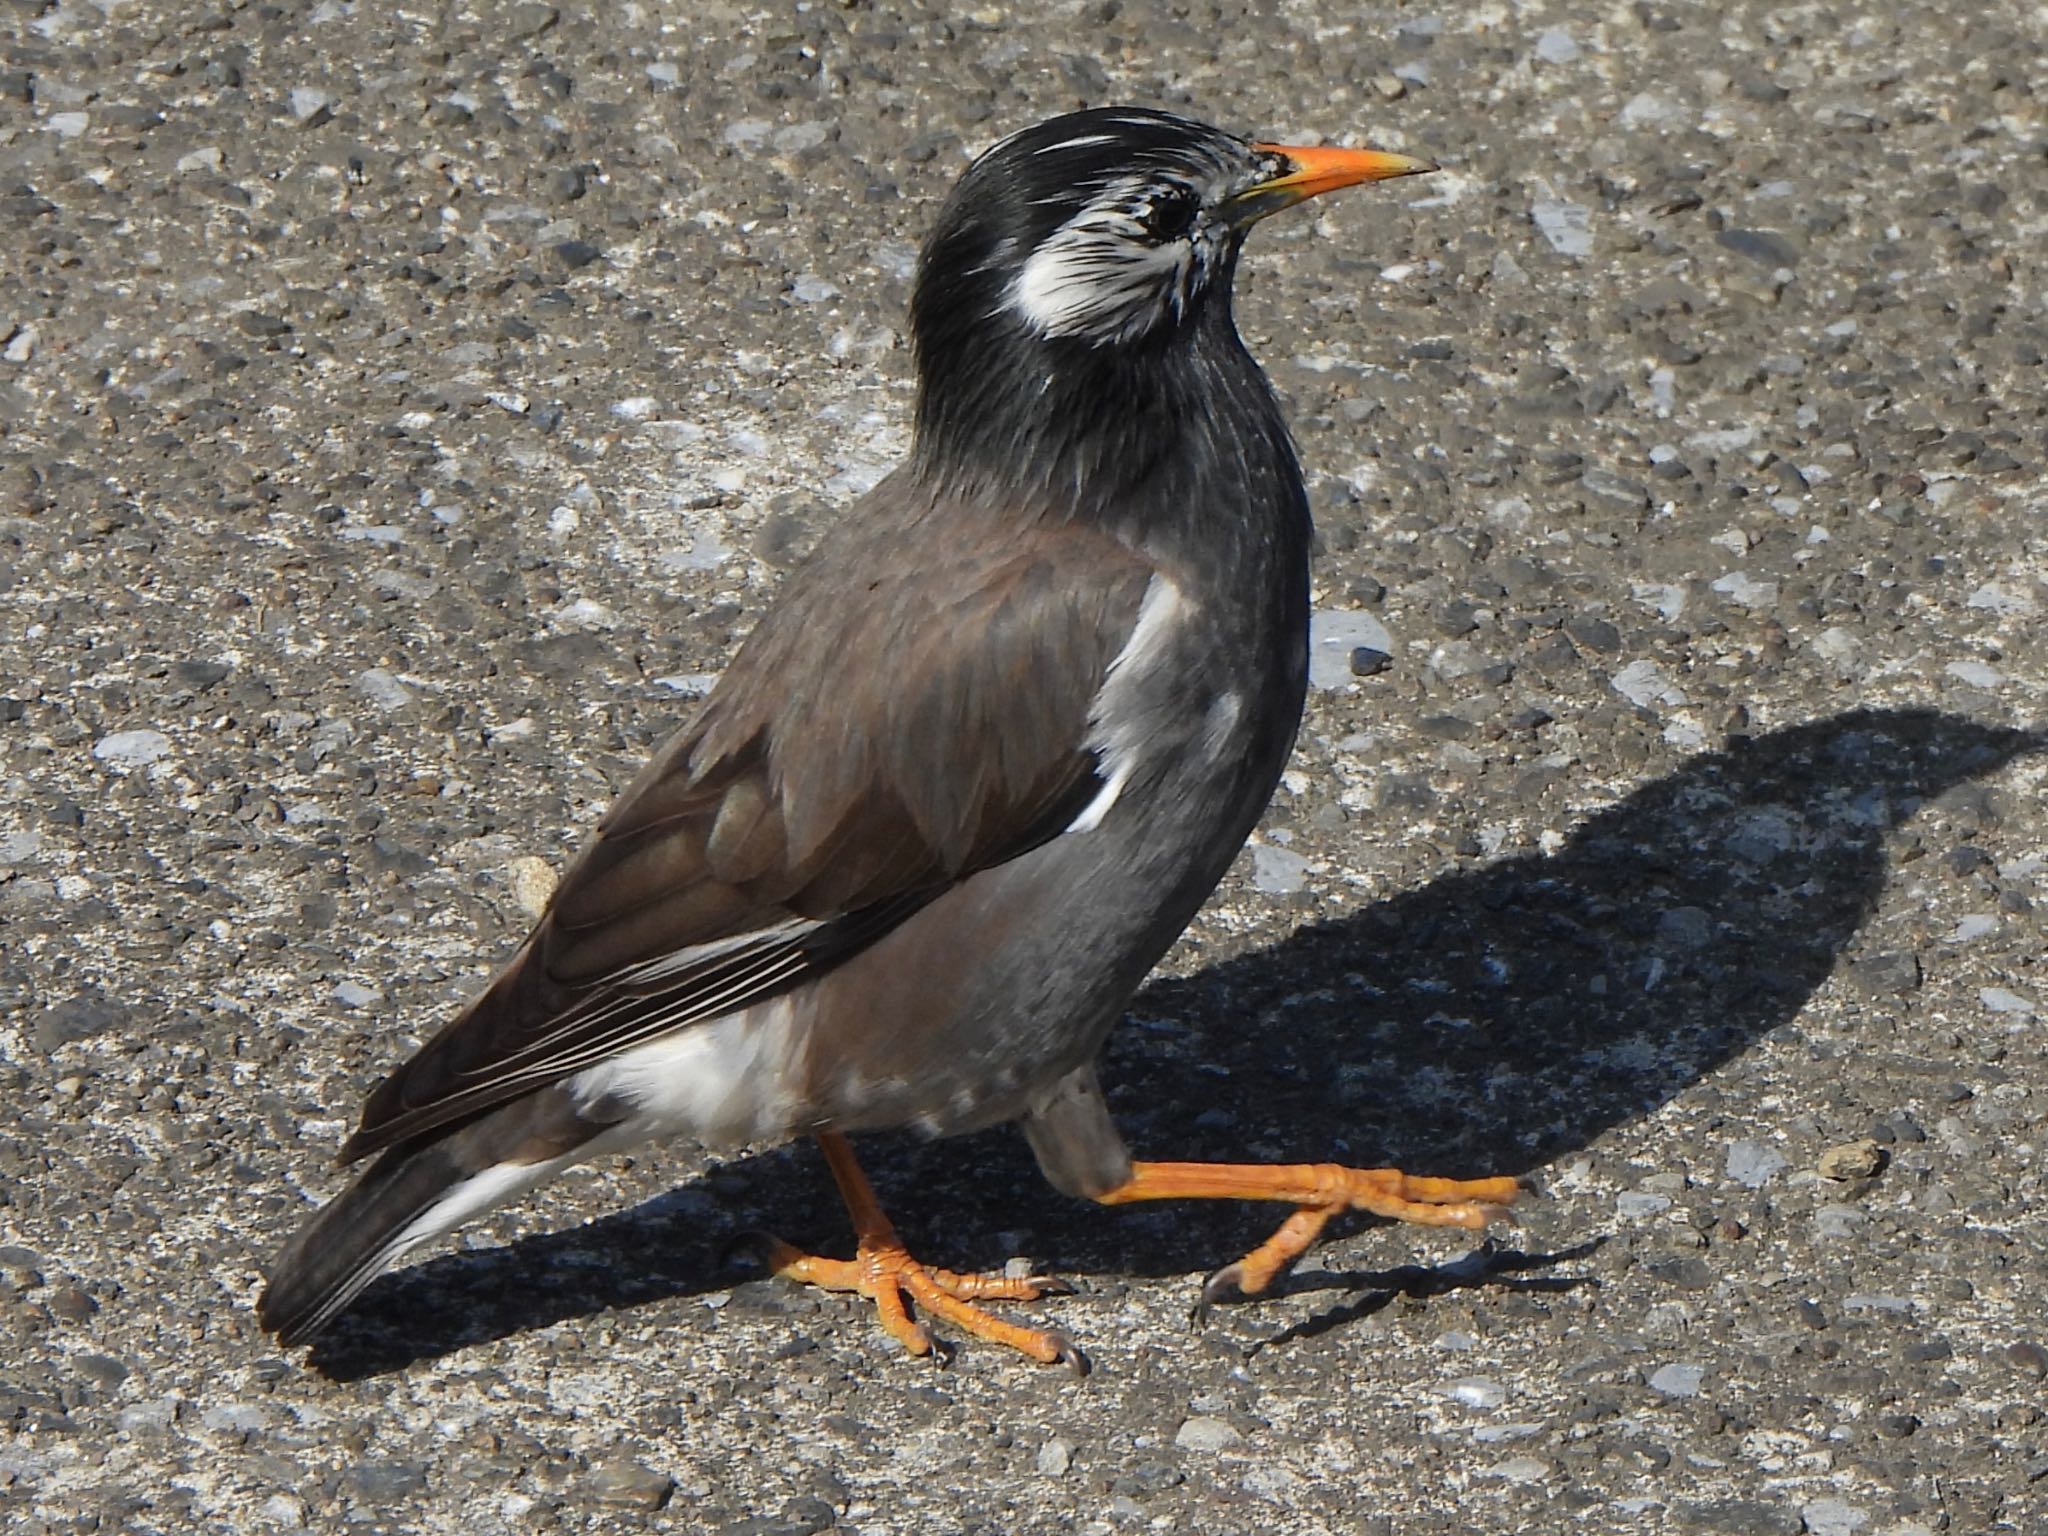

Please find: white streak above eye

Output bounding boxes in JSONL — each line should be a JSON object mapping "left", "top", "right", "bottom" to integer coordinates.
{"left": 1035, "top": 132, "right": 1118, "bottom": 154}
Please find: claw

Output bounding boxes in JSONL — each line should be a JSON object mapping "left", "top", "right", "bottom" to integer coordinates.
{"left": 1049, "top": 1332, "right": 1090, "bottom": 1377}
{"left": 1196, "top": 1261, "right": 1250, "bottom": 1321}
{"left": 720, "top": 1228, "right": 783, "bottom": 1272}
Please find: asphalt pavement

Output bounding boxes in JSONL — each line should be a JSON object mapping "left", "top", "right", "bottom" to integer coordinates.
{"left": 2, "top": 1, "right": 2045, "bottom": 1532}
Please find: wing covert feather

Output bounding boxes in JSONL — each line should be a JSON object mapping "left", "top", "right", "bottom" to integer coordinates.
{"left": 341, "top": 489, "right": 1155, "bottom": 1161}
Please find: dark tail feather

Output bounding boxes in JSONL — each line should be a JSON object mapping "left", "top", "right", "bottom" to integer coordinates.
{"left": 258, "top": 1141, "right": 470, "bottom": 1346}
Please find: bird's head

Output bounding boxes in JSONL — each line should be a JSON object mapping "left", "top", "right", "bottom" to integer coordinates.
{"left": 912, "top": 107, "right": 1435, "bottom": 355}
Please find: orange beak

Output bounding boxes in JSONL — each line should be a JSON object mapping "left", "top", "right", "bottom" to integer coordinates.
{"left": 1229, "top": 141, "right": 1437, "bottom": 224}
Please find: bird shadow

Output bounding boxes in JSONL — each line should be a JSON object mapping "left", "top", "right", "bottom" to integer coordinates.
{"left": 304, "top": 706, "right": 2043, "bottom": 1378}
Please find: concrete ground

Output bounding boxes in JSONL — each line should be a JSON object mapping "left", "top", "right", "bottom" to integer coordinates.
{"left": 2, "top": 0, "right": 2045, "bottom": 1532}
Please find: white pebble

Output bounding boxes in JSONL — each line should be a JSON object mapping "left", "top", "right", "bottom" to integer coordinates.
{"left": 92, "top": 729, "right": 172, "bottom": 768}
{"left": 1724, "top": 1140, "right": 1789, "bottom": 1188}
{"left": 356, "top": 668, "right": 414, "bottom": 710}
{"left": 1531, "top": 199, "right": 1593, "bottom": 256}
{"left": 1174, "top": 1416, "right": 1242, "bottom": 1452}
{"left": 1445, "top": 1377, "right": 1507, "bottom": 1410}
{"left": 1035, "top": 1438, "right": 1072, "bottom": 1476}
{"left": 1647, "top": 1362, "right": 1705, "bottom": 1398}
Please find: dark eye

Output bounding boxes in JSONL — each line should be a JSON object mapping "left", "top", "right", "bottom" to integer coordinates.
{"left": 1141, "top": 185, "right": 1200, "bottom": 241}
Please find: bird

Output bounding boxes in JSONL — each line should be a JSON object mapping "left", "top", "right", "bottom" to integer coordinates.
{"left": 258, "top": 105, "right": 1521, "bottom": 1370}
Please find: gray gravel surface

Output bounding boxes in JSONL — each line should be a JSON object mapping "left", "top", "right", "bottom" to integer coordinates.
{"left": 4, "top": 2, "right": 2047, "bottom": 1533}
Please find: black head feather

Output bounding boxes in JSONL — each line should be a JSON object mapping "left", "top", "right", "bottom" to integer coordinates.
{"left": 907, "top": 108, "right": 1298, "bottom": 541}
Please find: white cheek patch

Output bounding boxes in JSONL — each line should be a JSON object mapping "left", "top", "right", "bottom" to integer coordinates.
{"left": 1007, "top": 215, "right": 1194, "bottom": 345}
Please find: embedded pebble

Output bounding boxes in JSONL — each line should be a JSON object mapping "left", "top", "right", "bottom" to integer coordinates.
{"left": 1251, "top": 841, "right": 1312, "bottom": 895}
{"left": 1647, "top": 1363, "right": 1705, "bottom": 1398}
{"left": 505, "top": 855, "right": 559, "bottom": 918}
{"left": 587, "top": 1457, "right": 674, "bottom": 1510}
{"left": 1817, "top": 1140, "right": 1886, "bottom": 1180}
{"left": 1445, "top": 1377, "right": 1507, "bottom": 1410}
{"left": 91, "top": 730, "right": 172, "bottom": 768}
{"left": 356, "top": 668, "right": 414, "bottom": 710}
{"left": 1036, "top": 1438, "right": 1073, "bottom": 1476}
{"left": 1308, "top": 609, "right": 1394, "bottom": 689}
{"left": 1610, "top": 660, "right": 1687, "bottom": 709}
{"left": 1174, "top": 1416, "right": 1242, "bottom": 1452}
{"left": 1799, "top": 1498, "right": 1870, "bottom": 1536}
{"left": 1531, "top": 199, "right": 1593, "bottom": 256}
{"left": 1814, "top": 1205, "right": 1870, "bottom": 1240}
{"left": 1978, "top": 987, "right": 2035, "bottom": 1016}
{"left": 1724, "top": 1140, "right": 1790, "bottom": 1188}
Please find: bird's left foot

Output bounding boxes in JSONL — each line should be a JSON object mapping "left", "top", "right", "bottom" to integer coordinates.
{"left": 742, "top": 1230, "right": 1085, "bottom": 1372}
{"left": 1096, "top": 1159, "right": 1525, "bottom": 1303}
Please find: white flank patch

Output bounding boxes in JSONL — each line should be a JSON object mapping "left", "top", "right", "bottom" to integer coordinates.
{"left": 1069, "top": 576, "right": 1188, "bottom": 833}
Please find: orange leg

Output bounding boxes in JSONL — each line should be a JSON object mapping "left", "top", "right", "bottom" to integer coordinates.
{"left": 1096, "top": 1160, "right": 1524, "bottom": 1301}
{"left": 750, "top": 1132, "right": 1085, "bottom": 1372}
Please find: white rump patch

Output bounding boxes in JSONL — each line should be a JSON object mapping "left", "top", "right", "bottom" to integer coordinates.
{"left": 565, "top": 999, "right": 803, "bottom": 1150}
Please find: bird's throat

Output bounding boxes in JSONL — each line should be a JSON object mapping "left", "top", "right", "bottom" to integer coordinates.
{"left": 910, "top": 303, "right": 1294, "bottom": 547}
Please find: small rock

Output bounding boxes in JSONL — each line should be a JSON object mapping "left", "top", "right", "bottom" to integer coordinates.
{"left": 2007, "top": 1341, "right": 2048, "bottom": 1379}
{"left": 356, "top": 668, "right": 413, "bottom": 710}
{"left": 1724, "top": 1140, "right": 1789, "bottom": 1188}
{"left": 332, "top": 981, "right": 381, "bottom": 1009}
{"left": 588, "top": 1456, "right": 673, "bottom": 1511}
{"left": 1250, "top": 842, "right": 1311, "bottom": 896}
{"left": 92, "top": 729, "right": 172, "bottom": 768}
{"left": 1174, "top": 1415, "right": 1242, "bottom": 1452}
{"left": 33, "top": 994, "right": 122, "bottom": 1053}
{"left": 1611, "top": 659, "right": 1688, "bottom": 709}
{"left": 1445, "top": 1377, "right": 1507, "bottom": 1409}
{"left": 1036, "top": 1437, "right": 1073, "bottom": 1476}
{"left": 287, "top": 87, "right": 335, "bottom": 126}
{"left": 1308, "top": 609, "right": 1394, "bottom": 689}
{"left": 505, "top": 855, "right": 559, "bottom": 918}
{"left": 1717, "top": 228, "right": 1801, "bottom": 268}
{"left": 553, "top": 239, "right": 603, "bottom": 270}
{"left": 1813, "top": 1205, "right": 1868, "bottom": 1240}
{"left": 508, "top": 2, "right": 559, "bottom": 37}
{"left": 1817, "top": 1140, "right": 1886, "bottom": 1181}
{"left": 1945, "top": 660, "right": 2004, "bottom": 689}
{"left": 1483, "top": 1456, "right": 1550, "bottom": 1483}
{"left": 1532, "top": 199, "right": 1593, "bottom": 257}
{"left": 1349, "top": 646, "right": 1392, "bottom": 677}
{"left": 1847, "top": 952, "right": 1920, "bottom": 995}
{"left": 1647, "top": 1362, "right": 1705, "bottom": 1398}
{"left": 1979, "top": 987, "right": 2035, "bottom": 1017}
{"left": 1563, "top": 615, "right": 1621, "bottom": 653}
{"left": 1798, "top": 1498, "right": 1869, "bottom": 1536}
{"left": 343, "top": 1462, "right": 427, "bottom": 1501}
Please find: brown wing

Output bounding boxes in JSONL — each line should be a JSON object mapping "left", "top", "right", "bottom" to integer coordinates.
{"left": 340, "top": 481, "right": 1154, "bottom": 1161}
